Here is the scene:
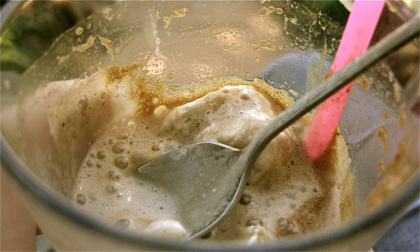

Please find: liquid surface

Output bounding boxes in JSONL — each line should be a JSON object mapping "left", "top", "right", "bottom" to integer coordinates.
{"left": 45, "top": 64, "right": 352, "bottom": 244}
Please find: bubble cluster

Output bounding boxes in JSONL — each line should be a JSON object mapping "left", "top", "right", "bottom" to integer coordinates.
{"left": 80, "top": 123, "right": 146, "bottom": 173}
{"left": 106, "top": 183, "right": 120, "bottom": 194}
{"left": 108, "top": 171, "right": 121, "bottom": 181}
{"left": 276, "top": 218, "right": 298, "bottom": 236}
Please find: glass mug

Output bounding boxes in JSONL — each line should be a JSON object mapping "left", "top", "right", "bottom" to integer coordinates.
{"left": 1, "top": 1, "right": 418, "bottom": 250}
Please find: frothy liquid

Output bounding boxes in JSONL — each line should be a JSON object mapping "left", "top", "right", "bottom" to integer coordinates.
{"left": 47, "top": 64, "right": 352, "bottom": 243}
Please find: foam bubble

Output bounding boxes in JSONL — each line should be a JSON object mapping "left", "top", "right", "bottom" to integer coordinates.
{"left": 154, "top": 105, "right": 167, "bottom": 116}
{"left": 112, "top": 142, "right": 126, "bottom": 154}
{"left": 239, "top": 193, "right": 252, "bottom": 205}
{"left": 86, "top": 159, "right": 93, "bottom": 167}
{"left": 105, "top": 183, "right": 121, "bottom": 194}
{"left": 76, "top": 194, "right": 87, "bottom": 205}
{"left": 115, "top": 219, "right": 131, "bottom": 229}
{"left": 108, "top": 171, "right": 121, "bottom": 181}
{"left": 97, "top": 150, "right": 106, "bottom": 159}
{"left": 115, "top": 128, "right": 130, "bottom": 140}
{"left": 246, "top": 218, "right": 263, "bottom": 227}
{"left": 114, "top": 156, "right": 129, "bottom": 169}
{"left": 276, "top": 218, "right": 298, "bottom": 236}
{"left": 151, "top": 144, "right": 161, "bottom": 151}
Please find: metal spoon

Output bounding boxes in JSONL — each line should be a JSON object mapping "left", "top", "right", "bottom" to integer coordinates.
{"left": 137, "top": 15, "right": 420, "bottom": 240}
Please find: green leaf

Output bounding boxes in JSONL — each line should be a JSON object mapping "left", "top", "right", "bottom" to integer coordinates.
{"left": 296, "top": 0, "right": 350, "bottom": 26}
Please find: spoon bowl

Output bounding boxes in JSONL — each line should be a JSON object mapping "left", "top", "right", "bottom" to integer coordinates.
{"left": 138, "top": 142, "right": 241, "bottom": 239}
{"left": 137, "top": 15, "right": 420, "bottom": 240}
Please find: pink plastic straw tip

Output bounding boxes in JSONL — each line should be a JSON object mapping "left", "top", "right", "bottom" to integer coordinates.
{"left": 304, "top": 0, "right": 385, "bottom": 161}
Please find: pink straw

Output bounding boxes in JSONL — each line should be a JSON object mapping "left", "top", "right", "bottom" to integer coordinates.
{"left": 304, "top": 0, "right": 386, "bottom": 160}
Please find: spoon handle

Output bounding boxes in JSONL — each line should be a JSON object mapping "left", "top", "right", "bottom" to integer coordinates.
{"left": 242, "top": 14, "right": 420, "bottom": 169}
